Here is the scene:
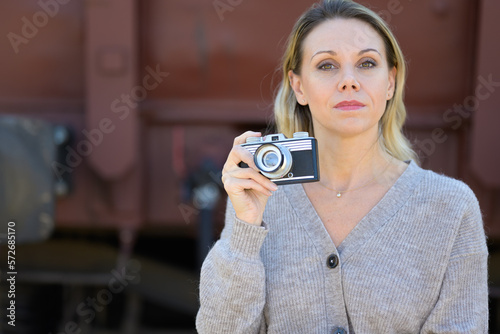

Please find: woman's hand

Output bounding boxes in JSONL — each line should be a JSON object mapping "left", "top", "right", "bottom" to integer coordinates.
{"left": 221, "top": 131, "right": 278, "bottom": 226}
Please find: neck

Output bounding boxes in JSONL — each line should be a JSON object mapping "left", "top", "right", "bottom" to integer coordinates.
{"left": 314, "top": 126, "right": 392, "bottom": 191}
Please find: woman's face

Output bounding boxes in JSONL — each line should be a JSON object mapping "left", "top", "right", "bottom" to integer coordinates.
{"left": 289, "top": 18, "right": 396, "bottom": 139}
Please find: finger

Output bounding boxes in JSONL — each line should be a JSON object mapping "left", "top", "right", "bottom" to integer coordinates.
{"left": 233, "top": 131, "right": 261, "bottom": 146}
{"left": 224, "top": 177, "right": 273, "bottom": 197}
{"left": 225, "top": 167, "right": 277, "bottom": 192}
{"left": 225, "top": 145, "right": 258, "bottom": 171}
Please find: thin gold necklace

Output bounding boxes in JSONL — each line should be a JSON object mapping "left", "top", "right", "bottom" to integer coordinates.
{"left": 318, "top": 157, "right": 393, "bottom": 198}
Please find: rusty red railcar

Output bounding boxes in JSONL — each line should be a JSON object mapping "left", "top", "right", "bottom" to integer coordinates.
{"left": 0, "top": 0, "right": 499, "bottom": 332}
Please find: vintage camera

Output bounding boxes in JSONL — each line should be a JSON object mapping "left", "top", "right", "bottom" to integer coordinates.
{"left": 240, "top": 132, "right": 319, "bottom": 185}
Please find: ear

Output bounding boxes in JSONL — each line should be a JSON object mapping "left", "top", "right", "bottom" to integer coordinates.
{"left": 387, "top": 67, "right": 397, "bottom": 100}
{"left": 288, "top": 70, "right": 308, "bottom": 105}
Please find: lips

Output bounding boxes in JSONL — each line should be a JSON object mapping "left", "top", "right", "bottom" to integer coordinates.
{"left": 334, "top": 100, "right": 365, "bottom": 111}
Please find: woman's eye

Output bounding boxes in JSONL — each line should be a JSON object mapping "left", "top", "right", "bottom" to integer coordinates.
{"left": 319, "top": 63, "right": 335, "bottom": 70}
{"left": 359, "top": 60, "right": 376, "bottom": 68}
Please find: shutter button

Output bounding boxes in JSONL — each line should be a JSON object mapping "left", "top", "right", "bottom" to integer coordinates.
{"left": 332, "top": 327, "right": 347, "bottom": 334}
{"left": 326, "top": 253, "right": 339, "bottom": 269}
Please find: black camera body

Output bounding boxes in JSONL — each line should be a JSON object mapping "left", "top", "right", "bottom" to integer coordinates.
{"left": 240, "top": 132, "right": 319, "bottom": 185}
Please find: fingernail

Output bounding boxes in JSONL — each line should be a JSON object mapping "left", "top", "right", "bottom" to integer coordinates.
{"left": 270, "top": 183, "right": 278, "bottom": 190}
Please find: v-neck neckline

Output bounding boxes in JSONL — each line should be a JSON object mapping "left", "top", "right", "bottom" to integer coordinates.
{"left": 283, "top": 160, "right": 424, "bottom": 264}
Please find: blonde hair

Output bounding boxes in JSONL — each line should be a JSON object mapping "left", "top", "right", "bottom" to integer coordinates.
{"left": 274, "top": 0, "right": 418, "bottom": 163}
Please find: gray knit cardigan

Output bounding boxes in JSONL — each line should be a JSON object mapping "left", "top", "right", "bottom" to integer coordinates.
{"left": 196, "top": 161, "right": 489, "bottom": 333}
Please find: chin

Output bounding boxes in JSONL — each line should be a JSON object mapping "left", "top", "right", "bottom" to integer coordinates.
{"left": 332, "top": 121, "right": 376, "bottom": 137}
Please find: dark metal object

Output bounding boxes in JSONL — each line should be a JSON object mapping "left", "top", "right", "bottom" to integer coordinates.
{"left": 188, "top": 160, "right": 222, "bottom": 266}
{"left": 85, "top": 0, "right": 139, "bottom": 181}
{"left": 0, "top": 116, "right": 57, "bottom": 243}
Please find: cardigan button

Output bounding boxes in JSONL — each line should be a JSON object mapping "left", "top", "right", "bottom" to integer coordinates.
{"left": 326, "top": 253, "right": 339, "bottom": 269}
{"left": 332, "top": 327, "right": 347, "bottom": 334}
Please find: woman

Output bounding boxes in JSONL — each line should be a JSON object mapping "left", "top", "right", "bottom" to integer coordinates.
{"left": 196, "top": 0, "right": 488, "bottom": 333}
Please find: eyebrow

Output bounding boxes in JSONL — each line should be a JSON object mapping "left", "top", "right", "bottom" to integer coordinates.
{"left": 311, "top": 50, "right": 336, "bottom": 60}
{"left": 359, "top": 48, "right": 381, "bottom": 56}
{"left": 310, "top": 48, "right": 381, "bottom": 61}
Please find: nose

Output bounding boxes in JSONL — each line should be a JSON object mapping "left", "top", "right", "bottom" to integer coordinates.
{"left": 338, "top": 69, "right": 360, "bottom": 92}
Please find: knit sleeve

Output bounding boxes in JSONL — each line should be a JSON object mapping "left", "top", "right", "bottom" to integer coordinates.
{"left": 420, "top": 190, "right": 488, "bottom": 333}
{"left": 196, "top": 199, "right": 269, "bottom": 334}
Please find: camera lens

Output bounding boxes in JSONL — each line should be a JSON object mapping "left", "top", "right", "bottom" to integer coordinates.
{"left": 254, "top": 143, "right": 292, "bottom": 179}
{"left": 263, "top": 151, "right": 280, "bottom": 169}
{"left": 255, "top": 144, "right": 283, "bottom": 173}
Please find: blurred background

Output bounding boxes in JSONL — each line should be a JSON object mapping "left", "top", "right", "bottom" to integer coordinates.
{"left": 0, "top": 0, "right": 499, "bottom": 333}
